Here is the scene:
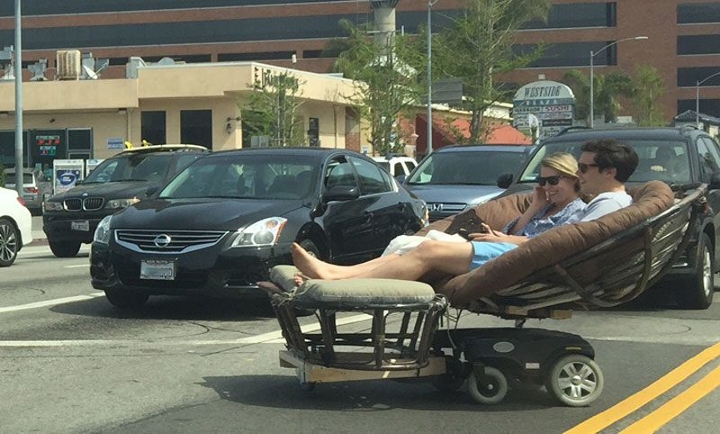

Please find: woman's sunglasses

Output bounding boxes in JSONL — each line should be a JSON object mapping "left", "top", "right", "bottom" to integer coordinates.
{"left": 537, "top": 175, "right": 568, "bottom": 186}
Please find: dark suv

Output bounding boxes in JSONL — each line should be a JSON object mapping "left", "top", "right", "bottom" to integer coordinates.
{"left": 43, "top": 145, "right": 208, "bottom": 257}
{"left": 501, "top": 126, "right": 719, "bottom": 309}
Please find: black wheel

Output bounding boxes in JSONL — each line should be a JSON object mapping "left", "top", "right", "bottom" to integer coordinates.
{"left": 49, "top": 241, "right": 81, "bottom": 258}
{"left": 467, "top": 366, "right": 508, "bottom": 405}
{"left": 545, "top": 354, "right": 603, "bottom": 407}
{"left": 676, "top": 233, "right": 714, "bottom": 309}
{"left": 104, "top": 289, "right": 149, "bottom": 309}
{"left": 0, "top": 217, "right": 20, "bottom": 267}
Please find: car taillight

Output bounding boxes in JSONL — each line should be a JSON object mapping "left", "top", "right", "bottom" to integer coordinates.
{"left": 16, "top": 197, "right": 27, "bottom": 206}
{"left": 25, "top": 187, "right": 39, "bottom": 194}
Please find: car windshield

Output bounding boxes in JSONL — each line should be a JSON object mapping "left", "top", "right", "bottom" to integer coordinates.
{"left": 518, "top": 139, "right": 692, "bottom": 185}
{"left": 406, "top": 149, "right": 527, "bottom": 185}
{"left": 84, "top": 153, "right": 173, "bottom": 184}
{"left": 159, "top": 154, "right": 319, "bottom": 200}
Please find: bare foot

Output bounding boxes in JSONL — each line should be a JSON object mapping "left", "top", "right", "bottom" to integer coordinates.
{"left": 290, "top": 242, "right": 330, "bottom": 279}
{"left": 293, "top": 273, "right": 309, "bottom": 286}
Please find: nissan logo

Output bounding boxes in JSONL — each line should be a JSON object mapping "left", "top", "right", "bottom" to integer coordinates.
{"left": 427, "top": 203, "right": 444, "bottom": 212}
{"left": 153, "top": 234, "right": 172, "bottom": 248}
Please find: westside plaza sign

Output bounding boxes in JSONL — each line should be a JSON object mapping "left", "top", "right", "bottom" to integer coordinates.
{"left": 513, "top": 80, "right": 575, "bottom": 138}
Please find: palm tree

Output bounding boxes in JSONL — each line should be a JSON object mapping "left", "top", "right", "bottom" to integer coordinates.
{"left": 564, "top": 69, "right": 633, "bottom": 125}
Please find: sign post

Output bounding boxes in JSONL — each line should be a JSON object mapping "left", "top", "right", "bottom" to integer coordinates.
{"left": 513, "top": 80, "right": 575, "bottom": 141}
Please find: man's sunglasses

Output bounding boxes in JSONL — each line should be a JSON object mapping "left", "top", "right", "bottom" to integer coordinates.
{"left": 578, "top": 163, "right": 600, "bottom": 173}
{"left": 537, "top": 175, "right": 568, "bottom": 186}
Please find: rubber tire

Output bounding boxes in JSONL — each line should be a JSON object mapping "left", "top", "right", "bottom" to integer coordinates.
{"left": 0, "top": 217, "right": 20, "bottom": 267}
{"left": 676, "top": 233, "right": 714, "bottom": 310}
{"left": 49, "top": 241, "right": 81, "bottom": 258}
{"left": 466, "top": 366, "right": 508, "bottom": 405}
{"left": 104, "top": 289, "right": 149, "bottom": 309}
{"left": 545, "top": 354, "right": 604, "bottom": 407}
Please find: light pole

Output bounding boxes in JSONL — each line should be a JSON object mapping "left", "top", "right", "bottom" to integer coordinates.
{"left": 695, "top": 71, "right": 720, "bottom": 129}
{"left": 427, "top": 0, "right": 439, "bottom": 154}
{"left": 14, "top": 0, "right": 23, "bottom": 197}
{"left": 589, "top": 36, "right": 647, "bottom": 128}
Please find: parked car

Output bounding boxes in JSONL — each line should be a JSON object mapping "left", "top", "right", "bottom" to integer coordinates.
{"left": 0, "top": 187, "right": 33, "bottom": 267}
{"left": 502, "top": 125, "right": 720, "bottom": 309}
{"left": 43, "top": 144, "right": 208, "bottom": 258}
{"left": 90, "top": 147, "right": 427, "bottom": 309}
{"left": 372, "top": 155, "right": 418, "bottom": 178}
{"left": 402, "top": 144, "right": 534, "bottom": 222}
{"left": 3, "top": 168, "right": 52, "bottom": 215}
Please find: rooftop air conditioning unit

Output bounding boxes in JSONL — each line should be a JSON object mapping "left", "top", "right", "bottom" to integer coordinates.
{"left": 56, "top": 50, "right": 81, "bottom": 80}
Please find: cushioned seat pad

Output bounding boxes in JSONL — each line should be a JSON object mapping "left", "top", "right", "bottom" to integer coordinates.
{"left": 270, "top": 265, "right": 436, "bottom": 307}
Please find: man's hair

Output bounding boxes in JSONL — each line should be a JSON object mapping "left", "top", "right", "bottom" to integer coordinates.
{"left": 581, "top": 139, "right": 639, "bottom": 182}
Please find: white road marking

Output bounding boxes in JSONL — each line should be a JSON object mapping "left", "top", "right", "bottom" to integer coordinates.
{"left": 65, "top": 264, "right": 89, "bottom": 268}
{"left": 0, "top": 294, "right": 105, "bottom": 314}
{"left": 0, "top": 312, "right": 373, "bottom": 347}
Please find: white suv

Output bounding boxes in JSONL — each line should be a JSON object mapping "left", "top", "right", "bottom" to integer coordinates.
{"left": 372, "top": 155, "right": 418, "bottom": 178}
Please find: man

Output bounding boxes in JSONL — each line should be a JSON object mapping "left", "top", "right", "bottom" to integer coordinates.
{"left": 571, "top": 138, "right": 639, "bottom": 222}
{"left": 290, "top": 139, "right": 639, "bottom": 282}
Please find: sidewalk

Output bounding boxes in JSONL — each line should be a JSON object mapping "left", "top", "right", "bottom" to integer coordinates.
{"left": 30, "top": 216, "right": 47, "bottom": 245}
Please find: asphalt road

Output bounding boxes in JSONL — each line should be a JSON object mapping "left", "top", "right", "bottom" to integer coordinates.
{"left": 1, "top": 241, "right": 718, "bottom": 433}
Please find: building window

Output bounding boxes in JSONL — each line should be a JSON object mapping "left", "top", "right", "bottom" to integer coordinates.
{"left": 677, "top": 67, "right": 720, "bottom": 87}
{"left": 522, "top": 2, "right": 616, "bottom": 30}
{"left": 515, "top": 42, "right": 615, "bottom": 68}
{"left": 68, "top": 128, "right": 92, "bottom": 151}
{"left": 141, "top": 111, "right": 166, "bottom": 145}
{"left": 678, "top": 99, "right": 720, "bottom": 117}
{"left": 678, "top": 35, "right": 720, "bottom": 55}
{"left": 678, "top": 3, "right": 720, "bottom": 24}
{"left": 218, "top": 51, "right": 296, "bottom": 62}
{"left": 181, "top": 110, "right": 212, "bottom": 150}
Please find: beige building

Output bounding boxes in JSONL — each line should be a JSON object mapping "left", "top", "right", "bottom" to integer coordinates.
{"left": 0, "top": 61, "right": 363, "bottom": 169}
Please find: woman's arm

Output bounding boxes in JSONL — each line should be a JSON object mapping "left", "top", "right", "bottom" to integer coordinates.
{"left": 506, "top": 186, "right": 548, "bottom": 235}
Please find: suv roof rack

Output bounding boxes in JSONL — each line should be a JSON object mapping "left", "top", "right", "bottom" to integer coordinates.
{"left": 121, "top": 144, "right": 208, "bottom": 153}
{"left": 554, "top": 126, "right": 592, "bottom": 136}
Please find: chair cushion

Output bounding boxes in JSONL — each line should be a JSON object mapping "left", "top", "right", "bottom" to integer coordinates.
{"left": 270, "top": 265, "right": 436, "bottom": 307}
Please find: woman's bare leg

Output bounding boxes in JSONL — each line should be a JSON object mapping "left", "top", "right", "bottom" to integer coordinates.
{"left": 291, "top": 243, "right": 399, "bottom": 279}
{"left": 292, "top": 240, "right": 474, "bottom": 281}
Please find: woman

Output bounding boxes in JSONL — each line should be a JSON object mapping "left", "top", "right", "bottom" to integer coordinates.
{"left": 292, "top": 152, "right": 585, "bottom": 283}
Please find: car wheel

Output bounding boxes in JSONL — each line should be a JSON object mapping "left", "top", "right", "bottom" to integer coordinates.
{"left": 104, "top": 289, "right": 149, "bottom": 309}
{"left": 676, "top": 233, "right": 714, "bottom": 309}
{"left": 49, "top": 241, "right": 81, "bottom": 258}
{"left": 0, "top": 217, "right": 20, "bottom": 267}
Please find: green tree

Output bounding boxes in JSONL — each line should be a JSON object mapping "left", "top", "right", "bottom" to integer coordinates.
{"left": 563, "top": 69, "right": 633, "bottom": 125}
{"left": 243, "top": 69, "right": 305, "bottom": 147}
{"left": 629, "top": 65, "right": 666, "bottom": 126}
{"left": 431, "top": 0, "right": 551, "bottom": 143}
{"left": 0, "top": 162, "right": 4, "bottom": 187}
{"left": 331, "top": 19, "right": 425, "bottom": 155}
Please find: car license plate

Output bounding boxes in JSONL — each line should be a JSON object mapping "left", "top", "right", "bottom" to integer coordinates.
{"left": 140, "top": 259, "right": 176, "bottom": 280}
{"left": 71, "top": 220, "right": 90, "bottom": 231}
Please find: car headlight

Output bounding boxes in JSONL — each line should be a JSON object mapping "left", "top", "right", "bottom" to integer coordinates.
{"left": 105, "top": 198, "right": 140, "bottom": 210}
{"left": 230, "top": 217, "right": 287, "bottom": 248}
{"left": 93, "top": 215, "right": 112, "bottom": 244}
{"left": 44, "top": 201, "right": 64, "bottom": 212}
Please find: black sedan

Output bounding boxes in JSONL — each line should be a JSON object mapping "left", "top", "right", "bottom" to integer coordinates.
{"left": 90, "top": 147, "right": 427, "bottom": 309}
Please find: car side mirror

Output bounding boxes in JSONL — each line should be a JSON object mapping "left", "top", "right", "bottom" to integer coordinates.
{"left": 395, "top": 174, "right": 406, "bottom": 183}
{"left": 145, "top": 186, "right": 159, "bottom": 197}
{"left": 709, "top": 171, "right": 720, "bottom": 190}
{"left": 322, "top": 185, "right": 360, "bottom": 202}
{"left": 496, "top": 173, "right": 514, "bottom": 189}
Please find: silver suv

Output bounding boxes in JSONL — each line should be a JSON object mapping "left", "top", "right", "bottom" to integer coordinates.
{"left": 3, "top": 168, "right": 52, "bottom": 215}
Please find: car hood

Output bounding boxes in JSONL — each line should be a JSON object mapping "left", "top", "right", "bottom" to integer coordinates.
{"left": 48, "top": 181, "right": 156, "bottom": 201}
{"left": 109, "top": 197, "right": 308, "bottom": 230}
{"left": 404, "top": 184, "right": 505, "bottom": 205}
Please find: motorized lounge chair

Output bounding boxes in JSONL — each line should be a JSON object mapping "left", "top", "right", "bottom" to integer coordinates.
{"left": 261, "top": 181, "right": 704, "bottom": 406}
